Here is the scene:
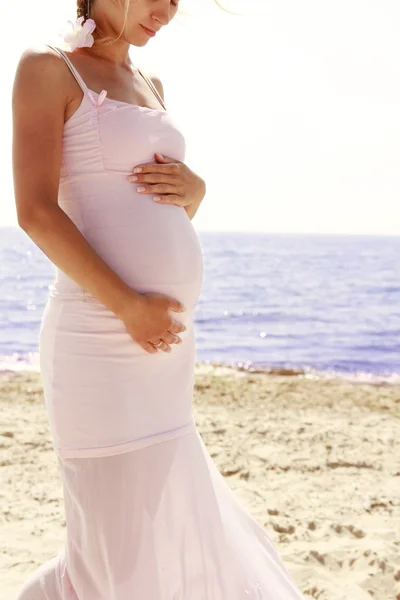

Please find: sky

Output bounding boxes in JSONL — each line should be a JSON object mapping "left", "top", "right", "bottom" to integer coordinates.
{"left": 1, "top": 0, "right": 399, "bottom": 234}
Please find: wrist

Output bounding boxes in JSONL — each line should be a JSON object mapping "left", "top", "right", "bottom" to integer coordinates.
{"left": 112, "top": 285, "right": 144, "bottom": 320}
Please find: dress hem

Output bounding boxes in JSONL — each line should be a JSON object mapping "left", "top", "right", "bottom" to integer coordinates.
{"left": 53, "top": 418, "right": 197, "bottom": 459}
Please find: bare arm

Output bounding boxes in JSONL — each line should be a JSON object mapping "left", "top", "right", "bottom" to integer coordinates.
{"left": 12, "top": 47, "right": 140, "bottom": 318}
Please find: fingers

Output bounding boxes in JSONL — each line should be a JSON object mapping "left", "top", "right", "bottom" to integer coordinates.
{"left": 153, "top": 195, "right": 187, "bottom": 206}
{"left": 140, "top": 334, "right": 185, "bottom": 354}
{"left": 140, "top": 341, "right": 159, "bottom": 354}
{"left": 169, "top": 320, "right": 187, "bottom": 334}
{"left": 148, "top": 310, "right": 187, "bottom": 353}
{"left": 154, "top": 153, "right": 180, "bottom": 164}
{"left": 136, "top": 183, "right": 184, "bottom": 196}
{"left": 147, "top": 323, "right": 187, "bottom": 354}
{"left": 161, "top": 331, "right": 182, "bottom": 345}
{"left": 138, "top": 296, "right": 187, "bottom": 354}
{"left": 149, "top": 330, "right": 183, "bottom": 353}
{"left": 169, "top": 301, "right": 186, "bottom": 313}
{"left": 150, "top": 339, "right": 171, "bottom": 353}
{"left": 132, "top": 163, "right": 180, "bottom": 175}
{"left": 129, "top": 173, "right": 180, "bottom": 184}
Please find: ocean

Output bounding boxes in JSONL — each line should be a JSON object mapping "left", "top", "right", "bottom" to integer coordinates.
{"left": 1, "top": 226, "right": 399, "bottom": 382}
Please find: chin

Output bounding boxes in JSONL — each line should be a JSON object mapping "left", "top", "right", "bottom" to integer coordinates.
{"left": 124, "top": 30, "right": 151, "bottom": 47}
{"left": 131, "top": 39, "right": 150, "bottom": 47}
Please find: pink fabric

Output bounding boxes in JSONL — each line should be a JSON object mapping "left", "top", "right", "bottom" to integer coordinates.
{"left": 40, "top": 46, "right": 203, "bottom": 459}
{"left": 17, "top": 432, "right": 305, "bottom": 600}
{"left": 16, "top": 45, "right": 306, "bottom": 599}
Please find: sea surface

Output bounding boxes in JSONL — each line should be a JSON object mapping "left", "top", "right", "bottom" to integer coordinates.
{"left": 1, "top": 226, "right": 399, "bottom": 383}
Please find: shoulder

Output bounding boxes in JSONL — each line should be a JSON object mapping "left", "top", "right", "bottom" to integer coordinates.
{"left": 13, "top": 45, "right": 70, "bottom": 100}
{"left": 148, "top": 73, "right": 165, "bottom": 101}
{"left": 15, "top": 45, "right": 66, "bottom": 80}
{"left": 13, "top": 45, "right": 68, "bottom": 112}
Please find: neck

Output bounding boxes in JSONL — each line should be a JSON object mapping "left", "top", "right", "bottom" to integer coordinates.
{"left": 83, "top": 38, "right": 133, "bottom": 69}
{"left": 80, "top": 9, "right": 133, "bottom": 68}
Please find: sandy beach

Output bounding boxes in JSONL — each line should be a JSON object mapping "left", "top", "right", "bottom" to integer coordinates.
{"left": 1, "top": 365, "right": 399, "bottom": 600}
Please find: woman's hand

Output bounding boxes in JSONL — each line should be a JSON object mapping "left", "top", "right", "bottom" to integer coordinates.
{"left": 128, "top": 153, "right": 206, "bottom": 212}
{"left": 120, "top": 291, "right": 187, "bottom": 354}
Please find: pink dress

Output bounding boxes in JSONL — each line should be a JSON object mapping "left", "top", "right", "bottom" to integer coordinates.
{"left": 17, "top": 46, "right": 306, "bottom": 600}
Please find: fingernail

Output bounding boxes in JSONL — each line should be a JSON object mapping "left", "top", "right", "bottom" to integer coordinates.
{"left": 133, "top": 168, "right": 142, "bottom": 173}
{"left": 129, "top": 175, "right": 138, "bottom": 181}
{"left": 153, "top": 196, "right": 162, "bottom": 202}
{"left": 137, "top": 187, "right": 146, "bottom": 192}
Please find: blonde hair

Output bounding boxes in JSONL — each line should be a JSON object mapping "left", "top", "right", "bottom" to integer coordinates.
{"left": 77, "top": 0, "right": 133, "bottom": 46}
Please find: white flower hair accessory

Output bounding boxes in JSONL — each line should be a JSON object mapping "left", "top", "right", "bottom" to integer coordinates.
{"left": 62, "top": 16, "right": 96, "bottom": 51}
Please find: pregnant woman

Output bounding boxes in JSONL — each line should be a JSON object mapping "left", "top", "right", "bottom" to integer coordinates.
{"left": 12, "top": 1, "right": 306, "bottom": 598}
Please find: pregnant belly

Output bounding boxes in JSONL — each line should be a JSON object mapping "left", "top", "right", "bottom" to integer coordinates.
{"left": 78, "top": 185, "right": 204, "bottom": 307}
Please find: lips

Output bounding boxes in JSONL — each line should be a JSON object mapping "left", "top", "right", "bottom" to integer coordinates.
{"left": 140, "top": 24, "right": 157, "bottom": 36}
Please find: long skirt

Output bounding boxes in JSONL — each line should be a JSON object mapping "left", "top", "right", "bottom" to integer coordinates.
{"left": 16, "top": 423, "right": 306, "bottom": 600}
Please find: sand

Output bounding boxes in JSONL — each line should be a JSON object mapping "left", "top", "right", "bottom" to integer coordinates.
{"left": 1, "top": 366, "right": 399, "bottom": 600}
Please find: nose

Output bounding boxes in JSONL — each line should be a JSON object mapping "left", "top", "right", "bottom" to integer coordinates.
{"left": 151, "top": 0, "right": 172, "bottom": 26}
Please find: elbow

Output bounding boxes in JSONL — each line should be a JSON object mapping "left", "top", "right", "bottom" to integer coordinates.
{"left": 17, "top": 208, "right": 39, "bottom": 232}
{"left": 17, "top": 202, "right": 57, "bottom": 233}
{"left": 17, "top": 211, "right": 33, "bottom": 231}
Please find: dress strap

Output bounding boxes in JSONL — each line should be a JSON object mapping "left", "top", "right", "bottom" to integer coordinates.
{"left": 136, "top": 68, "right": 167, "bottom": 111}
{"left": 47, "top": 44, "right": 165, "bottom": 111}
{"left": 46, "top": 45, "right": 88, "bottom": 93}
